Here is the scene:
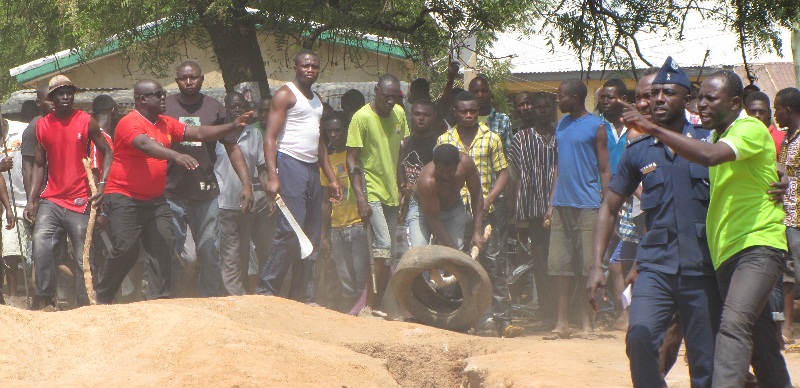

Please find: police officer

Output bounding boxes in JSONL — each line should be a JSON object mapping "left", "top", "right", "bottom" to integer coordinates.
{"left": 586, "top": 57, "right": 721, "bottom": 387}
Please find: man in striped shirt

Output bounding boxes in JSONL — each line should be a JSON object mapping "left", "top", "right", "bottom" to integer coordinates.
{"left": 508, "top": 91, "right": 557, "bottom": 322}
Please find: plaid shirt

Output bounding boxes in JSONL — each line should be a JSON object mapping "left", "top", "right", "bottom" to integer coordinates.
{"left": 484, "top": 108, "right": 513, "bottom": 153}
{"left": 437, "top": 123, "right": 507, "bottom": 214}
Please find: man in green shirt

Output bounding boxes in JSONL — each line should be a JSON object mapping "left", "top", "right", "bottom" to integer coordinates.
{"left": 347, "top": 74, "right": 409, "bottom": 314}
{"left": 622, "top": 70, "right": 790, "bottom": 387}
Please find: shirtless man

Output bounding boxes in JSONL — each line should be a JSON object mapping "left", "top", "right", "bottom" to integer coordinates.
{"left": 414, "top": 143, "right": 485, "bottom": 251}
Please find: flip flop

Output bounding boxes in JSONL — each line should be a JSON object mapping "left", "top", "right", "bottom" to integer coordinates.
{"left": 543, "top": 330, "right": 570, "bottom": 340}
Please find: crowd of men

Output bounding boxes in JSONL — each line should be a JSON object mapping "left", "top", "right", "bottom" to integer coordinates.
{"left": 0, "top": 48, "right": 799, "bottom": 386}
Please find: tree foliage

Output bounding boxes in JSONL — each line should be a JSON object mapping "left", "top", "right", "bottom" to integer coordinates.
{"left": 1, "top": 0, "right": 797, "bottom": 100}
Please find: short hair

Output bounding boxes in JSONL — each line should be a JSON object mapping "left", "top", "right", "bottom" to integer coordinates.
{"left": 294, "top": 49, "right": 320, "bottom": 64}
{"left": 744, "top": 91, "right": 770, "bottom": 107}
{"left": 452, "top": 91, "right": 477, "bottom": 107}
{"left": 708, "top": 70, "right": 744, "bottom": 99}
{"left": 642, "top": 67, "right": 660, "bottom": 76}
{"left": 776, "top": 88, "right": 800, "bottom": 112}
{"left": 92, "top": 95, "right": 117, "bottom": 114}
{"left": 469, "top": 74, "right": 490, "bottom": 88}
{"left": 410, "top": 78, "right": 430, "bottom": 93}
{"left": 560, "top": 79, "right": 588, "bottom": 100}
{"left": 743, "top": 84, "right": 761, "bottom": 99}
{"left": 433, "top": 144, "right": 460, "bottom": 165}
{"left": 176, "top": 60, "right": 201, "bottom": 73}
{"left": 322, "top": 110, "right": 347, "bottom": 126}
{"left": 224, "top": 91, "right": 247, "bottom": 107}
{"left": 602, "top": 78, "right": 628, "bottom": 98}
{"left": 377, "top": 74, "right": 400, "bottom": 89}
{"left": 20, "top": 100, "right": 38, "bottom": 122}
{"left": 341, "top": 89, "right": 365, "bottom": 109}
{"left": 411, "top": 98, "right": 436, "bottom": 112}
{"left": 258, "top": 96, "right": 272, "bottom": 106}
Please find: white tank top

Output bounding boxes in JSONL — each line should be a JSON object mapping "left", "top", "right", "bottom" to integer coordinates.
{"left": 277, "top": 82, "right": 323, "bottom": 163}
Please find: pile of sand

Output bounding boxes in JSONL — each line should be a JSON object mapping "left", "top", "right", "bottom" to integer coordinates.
{"left": 1, "top": 296, "right": 798, "bottom": 386}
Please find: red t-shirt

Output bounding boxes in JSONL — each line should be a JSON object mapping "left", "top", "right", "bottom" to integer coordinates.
{"left": 91, "top": 131, "right": 114, "bottom": 176}
{"left": 769, "top": 125, "right": 786, "bottom": 158}
{"left": 105, "top": 110, "right": 186, "bottom": 200}
{"left": 36, "top": 110, "right": 93, "bottom": 213}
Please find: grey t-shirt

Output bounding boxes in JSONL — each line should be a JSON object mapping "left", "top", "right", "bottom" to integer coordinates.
{"left": 214, "top": 125, "right": 267, "bottom": 211}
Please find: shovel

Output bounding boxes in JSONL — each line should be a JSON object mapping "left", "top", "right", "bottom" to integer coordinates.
{"left": 275, "top": 194, "right": 314, "bottom": 259}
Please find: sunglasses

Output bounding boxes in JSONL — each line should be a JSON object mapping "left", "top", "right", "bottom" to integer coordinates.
{"left": 140, "top": 91, "right": 168, "bottom": 98}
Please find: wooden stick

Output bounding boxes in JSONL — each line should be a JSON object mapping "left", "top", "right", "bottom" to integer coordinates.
{"left": 81, "top": 158, "right": 97, "bottom": 305}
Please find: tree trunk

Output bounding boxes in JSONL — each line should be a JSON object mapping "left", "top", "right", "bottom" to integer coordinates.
{"left": 200, "top": 3, "right": 271, "bottom": 97}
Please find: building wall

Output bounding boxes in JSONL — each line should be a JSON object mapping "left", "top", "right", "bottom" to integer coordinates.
{"left": 29, "top": 33, "right": 412, "bottom": 90}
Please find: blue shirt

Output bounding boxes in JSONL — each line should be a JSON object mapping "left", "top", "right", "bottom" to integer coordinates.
{"left": 601, "top": 115, "right": 627, "bottom": 174}
{"left": 609, "top": 123, "right": 714, "bottom": 276}
{"left": 552, "top": 113, "right": 604, "bottom": 208}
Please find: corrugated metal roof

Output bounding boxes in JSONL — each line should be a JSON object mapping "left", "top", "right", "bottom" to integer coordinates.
{"left": 1, "top": 81, "right": 406, "bottom": 116}
{"left": 733, "top": 62, "right": 797, "bottom": 99}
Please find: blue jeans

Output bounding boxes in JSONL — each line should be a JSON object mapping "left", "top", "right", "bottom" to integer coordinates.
{"left": 368, "top": 202, "right": 398, "bottom": 261}
{"left": 31, "top": 200, "right": 91, "bottom": 306}
{"left": 409, "top": 198, "right": 467, "bottom": 251}
{"left": 167, "top": 197, "right": 223, "bottom": 297}
{"left": 712, "top": 246, "right": 791, "bottom": 388}
{"left": 331, "top": 223, "right": 369, "bottom": 298}
{"left": 627, "top": 270, "right": 721, "bottom": 388}
{"left": 257, "top": 154, "right": 321, "bottom": 301}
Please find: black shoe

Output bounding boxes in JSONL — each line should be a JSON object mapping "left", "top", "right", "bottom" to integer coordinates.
{"left": 30, "top": 295, "right": 56, "bottom": 311}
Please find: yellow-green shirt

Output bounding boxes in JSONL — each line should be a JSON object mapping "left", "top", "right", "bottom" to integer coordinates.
{"left": 346, "top": 104, "right": 409, "bottom": 206}
{"left": 437, "top": 123, "right": 507, "bottom": 213}
{"left": 708, "top": 112, "right": 787, "bottom": 268}
{"left": 321, "top": 151, "right": 360, "bottom": 228}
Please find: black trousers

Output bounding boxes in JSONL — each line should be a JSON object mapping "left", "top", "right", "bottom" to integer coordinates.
{"left": 95, "top": 194, "right": 175, "bottom": 304}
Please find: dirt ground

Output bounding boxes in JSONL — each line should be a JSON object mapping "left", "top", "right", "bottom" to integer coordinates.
{"left": 1, "top": 296, "right": 799, "bottom": 387}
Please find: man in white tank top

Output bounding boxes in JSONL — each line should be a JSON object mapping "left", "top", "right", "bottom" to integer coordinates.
{"left": 257, "top": 50, "right": 342, "bottom": 300}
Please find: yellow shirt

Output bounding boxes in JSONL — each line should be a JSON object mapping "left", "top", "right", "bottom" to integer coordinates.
{"left": 321, "top": 151, "right": 360, "bottom": 227}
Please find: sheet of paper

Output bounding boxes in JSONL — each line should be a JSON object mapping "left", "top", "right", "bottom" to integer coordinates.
{"left": 621, "top": 284, "right": 633, "bottom": 309}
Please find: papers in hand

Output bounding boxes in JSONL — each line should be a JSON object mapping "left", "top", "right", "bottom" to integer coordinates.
{"left": 621, "top": 284, "right": 633, "bottom": 309}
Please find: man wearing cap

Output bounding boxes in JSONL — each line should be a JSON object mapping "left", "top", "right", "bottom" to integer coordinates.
{"left": 621, "top": 66, "right": 791, "bottom": 387}
{"left": 94, "top": 80, "right": 252, "bottom": 304}
{"left": 24, "top": 75, "right": 113, "bottom": 309}
{"left": 587, "top": 57, "right": 721, "bottom": 387}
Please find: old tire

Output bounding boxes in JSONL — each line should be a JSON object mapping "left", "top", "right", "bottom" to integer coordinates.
{"left": 392, "top": 245, "right": 492, "bottom": 331}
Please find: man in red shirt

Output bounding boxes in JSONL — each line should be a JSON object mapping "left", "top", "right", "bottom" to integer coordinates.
{"left": 94, "top": 80, "right": 251, "bottom": 304}
{"left": 24, "top": 75, "right": 113, "bottom": 309}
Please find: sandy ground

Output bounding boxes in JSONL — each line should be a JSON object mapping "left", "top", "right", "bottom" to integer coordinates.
{"left": 1, "top": 296, "right": 799, "bottom": 387}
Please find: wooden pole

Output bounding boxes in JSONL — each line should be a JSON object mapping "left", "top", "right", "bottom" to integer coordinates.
{"left": 81, "top": 158, "right": 97, "bottom": 305}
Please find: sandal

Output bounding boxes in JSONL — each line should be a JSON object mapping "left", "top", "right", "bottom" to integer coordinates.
{"left": 543, "top": 330, "right": 570, "bottom": 340}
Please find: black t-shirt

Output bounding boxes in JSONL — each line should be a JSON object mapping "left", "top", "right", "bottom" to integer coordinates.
{"left": 400, "top": 134, "right": 438, "bottom": 189}
{"left": 21, "top": 117, "right": 39, "bottom": 157}
{"left": 164, "top": 93, "right": 229, "bottom": 200}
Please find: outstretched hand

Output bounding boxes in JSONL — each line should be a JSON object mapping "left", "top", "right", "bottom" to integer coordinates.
{"left": 615, "top": 99, "right": 654, "bottom": 135}
{"left": 233, "top": 111, "right": 254, "bottom": 128}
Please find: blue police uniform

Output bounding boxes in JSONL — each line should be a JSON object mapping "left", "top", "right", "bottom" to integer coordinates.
{"left": 610, "top": 123, "right": 721, "bottom": 388}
